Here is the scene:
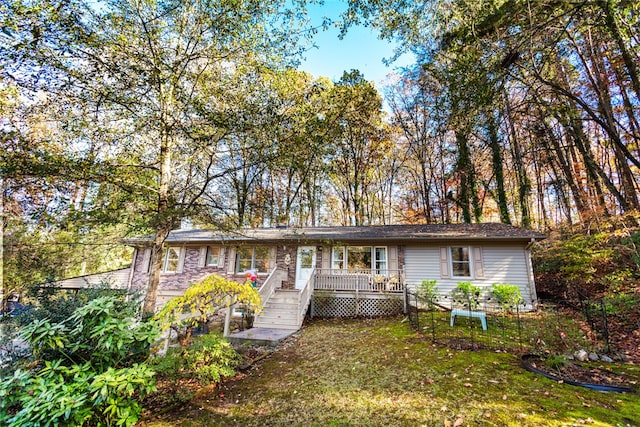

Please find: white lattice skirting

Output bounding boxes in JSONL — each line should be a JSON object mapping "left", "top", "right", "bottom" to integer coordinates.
{"left": 310, "top": 292, "right": 404, "bottom": 318}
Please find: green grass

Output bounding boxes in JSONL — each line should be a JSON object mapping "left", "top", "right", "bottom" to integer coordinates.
{"left": 142, "top": 317, "right": 640, "bottom": 426}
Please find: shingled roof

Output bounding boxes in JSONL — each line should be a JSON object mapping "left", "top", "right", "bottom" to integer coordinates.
{"left": 125, "top": 223, "right": 545, "bottom": 246}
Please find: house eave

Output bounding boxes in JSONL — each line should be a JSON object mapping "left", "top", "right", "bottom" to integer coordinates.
{"left": 123, "top": 224, "right": 546, "bottom": 247}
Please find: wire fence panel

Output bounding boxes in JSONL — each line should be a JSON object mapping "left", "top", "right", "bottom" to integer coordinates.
{"left": 405, "top": 291, "right": 612, "bottom": 355}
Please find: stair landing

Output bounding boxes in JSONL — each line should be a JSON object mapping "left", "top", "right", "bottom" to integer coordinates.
{"left": 228, "top": 327, "right": 297, "bottom": 346}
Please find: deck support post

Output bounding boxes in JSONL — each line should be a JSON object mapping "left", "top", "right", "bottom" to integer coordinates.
{"left": 223, "top": 297, "right": 234, "bottom": 337}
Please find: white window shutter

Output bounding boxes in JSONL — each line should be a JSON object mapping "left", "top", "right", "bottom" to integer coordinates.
{"left": 199, "top": 247, "right": 207, "bottom": 267}
{"left": 142, "top": 248, "right": 151, "bottom": 273}
{"left": 227, "top": 247, "right": 236, "bottom": 274}
{"left": 473, "top": 247, "right": 485, "bottom": 279}
{"left": 440, "top": 247, "right": 450, "bottom": 278}
{"left": 177, "top": 247, "right": 186, "bottom": 273}
{"left": 218, "top": 247, "right": 226, "bottom": 268}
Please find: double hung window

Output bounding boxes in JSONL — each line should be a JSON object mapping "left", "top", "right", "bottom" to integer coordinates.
{"left": 206, "top": 246, "right": 220, "bottom": 266}
{"left": 450, "top": 247, "right": 471, "bottom": 277}
{"left": 162, "top": 247, "right": 181, "bottom": 273}
{"left": 331, "top": 246, "right": 387, "bottom": 273}
{"left": 236, "top": 247, "right": 270, "bottom": 273}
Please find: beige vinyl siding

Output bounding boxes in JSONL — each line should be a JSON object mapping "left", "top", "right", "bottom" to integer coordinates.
{"left": 481, "top": 245, "right": 534, "bottom": 302}
{"left": 54, "top": 268, "right": 131, "bottom": 290}
{"left": 405, "top": 247, "right": 441, "bottom": 290}
{"left": 404, "top": 244, "right": 535, "bottom": 303}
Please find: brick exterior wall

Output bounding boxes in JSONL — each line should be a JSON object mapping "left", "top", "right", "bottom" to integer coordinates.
{"left": 275, "top": 245, "right": 297, "bottom": 289}
{"left": 130, "top": 246, "right": 232, "bottom": 292}
{"left": 129, "top": 243, "right": 404, "bottom": 296}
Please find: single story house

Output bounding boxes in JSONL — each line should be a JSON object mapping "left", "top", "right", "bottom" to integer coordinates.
{"left": 123, "top": 223, "right": 545, "bottom": 331}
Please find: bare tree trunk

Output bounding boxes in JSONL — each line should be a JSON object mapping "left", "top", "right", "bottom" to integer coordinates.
{"left": 537, "top": 116, "right": 583, "bottom": 222}
{"left": 587, "top": 35, "right": 640, "bottom": 210}
{"left": 143, "top": 131, "right": 175, "bottom": 315}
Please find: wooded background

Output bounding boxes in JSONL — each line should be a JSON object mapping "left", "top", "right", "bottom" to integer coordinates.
{"left": 1, "top": 0, "right": 638, "bottom": 305}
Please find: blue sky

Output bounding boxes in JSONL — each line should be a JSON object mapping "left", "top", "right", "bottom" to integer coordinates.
{"left": 297, "top": 1, "right": 415, "bottom": 89}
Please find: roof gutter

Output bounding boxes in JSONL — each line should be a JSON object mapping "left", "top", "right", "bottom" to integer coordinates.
{"left": 525, "top": 237, "right": 536, "bottom": 250}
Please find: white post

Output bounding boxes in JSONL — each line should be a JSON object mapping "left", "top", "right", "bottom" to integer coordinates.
{"left": 223, "top": 297, "right": 234, "bottom": 337}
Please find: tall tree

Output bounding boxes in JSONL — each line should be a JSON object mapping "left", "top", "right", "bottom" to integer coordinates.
{"left": 325, "top": 70, "right": 391, "bottom": 226}
{"left": 1, "top": 0, "right": 309, "bottom": 313}
{"left": 346, "top": 0, "right": 640, "bottom": 227}
{"left": 386, "top": 66, "right": 453, "bottom": 224}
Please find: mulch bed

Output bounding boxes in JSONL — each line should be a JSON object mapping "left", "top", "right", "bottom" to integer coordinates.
{"left": 522, "top": 354, "right": 638, "bottom": 393}
{"left": 140, "top": 343, "right": 276, "bottom": 420}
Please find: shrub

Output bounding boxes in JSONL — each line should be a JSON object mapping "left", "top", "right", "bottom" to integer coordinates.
{"left": 416, "top": 280, "right": 438, "bottom": 308}
{"left": 451, "top": 282, "right": 482, "bottom": 309}
{"left": 0, "top": 295, "right": 158, "bottom": 427}
{"left": 156, "top": 274, "right": 262, "bottom": 346}
{"left": 16, "top": 280, "right": 141, "bottom": 328}
{"left": 152, "top": 332, "right": 240, "bottom": 386}
{"left": 490, "top": 283, "right": 523, "bottom": 311}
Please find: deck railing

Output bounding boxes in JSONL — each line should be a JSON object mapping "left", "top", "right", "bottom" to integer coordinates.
{"left": 313, "top": 269, "right": 405, "bottom": 293}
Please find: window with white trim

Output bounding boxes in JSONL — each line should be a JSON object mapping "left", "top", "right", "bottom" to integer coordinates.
{"left": 450, "top": 246, "right": 471, "bottom": 277}
{"left": 206, "top": 246, "right": 220, "bottom": 266}
{"left": 374, "top": 247, "right": 387, "bottom": 274}
{"left": 331, "top": 247, "right": 345, "bottom": 270}
{"left": 162, "top": 247, "right": 181, "bottom": 273}
{"left": 331, "top": 246, "right": 387, "bottom": 272}
{"left": 236, "top": 247, "right": 270, "bottom": 273}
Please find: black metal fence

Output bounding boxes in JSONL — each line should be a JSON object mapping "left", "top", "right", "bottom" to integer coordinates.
{"left": 575, "top": 288, "right": 640, "bottom": 354}
{"left": 404, "top": 290, "right": 610, "bottom": 355}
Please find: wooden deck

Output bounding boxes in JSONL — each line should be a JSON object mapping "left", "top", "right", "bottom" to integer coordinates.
{"left": 313, "top": 269, "right": 405, "bottom": 293}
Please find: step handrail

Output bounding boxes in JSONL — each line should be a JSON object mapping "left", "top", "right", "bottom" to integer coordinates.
{"left": 258, "top": 268, "right": 286, "bottom": 305}
{"left": 297, "top": 269, "right": 315, "bottom": 326}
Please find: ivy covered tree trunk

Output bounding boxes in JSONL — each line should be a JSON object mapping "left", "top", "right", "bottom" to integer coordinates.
{"left": 485, "top": 109, "right": 511, "bottom": 224}
{"left": 454, "top": 131, "right": 474, "bottom": 224}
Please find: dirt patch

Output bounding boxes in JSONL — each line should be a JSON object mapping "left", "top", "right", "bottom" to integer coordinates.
{"left": 140, "top": 335, "right": 299, "bottom": 423}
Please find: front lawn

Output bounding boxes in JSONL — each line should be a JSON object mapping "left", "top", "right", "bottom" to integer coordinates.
{"left": 142, "top": 317, "right": 639, "bottom": 426}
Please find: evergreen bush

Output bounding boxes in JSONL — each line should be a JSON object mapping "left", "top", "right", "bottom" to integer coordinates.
{"left": 0, "top": 295, "right": 158, "bottom": 426}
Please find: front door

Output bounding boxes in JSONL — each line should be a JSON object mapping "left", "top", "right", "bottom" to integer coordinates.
{"left": 295, "top": 246, "right": 316, "bottom": 289}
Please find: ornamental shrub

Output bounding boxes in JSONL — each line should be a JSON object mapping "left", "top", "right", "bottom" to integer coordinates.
{"left": 451, "top": 281, "right": 482, "bottom": 309}
{"left": 416, "top": 280, "right": 438, "bottom": 308}
{"left": 490, "top": 283, "right": 523, "bottom": 311}
{"left": 156, "top": 274, "right": 262, "bottom": 346}
{"left": 0, "top": 295, "right": 158, "bottom": 427}
{"left": 152, "top": 332, "right": 240, "bottom": 385}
